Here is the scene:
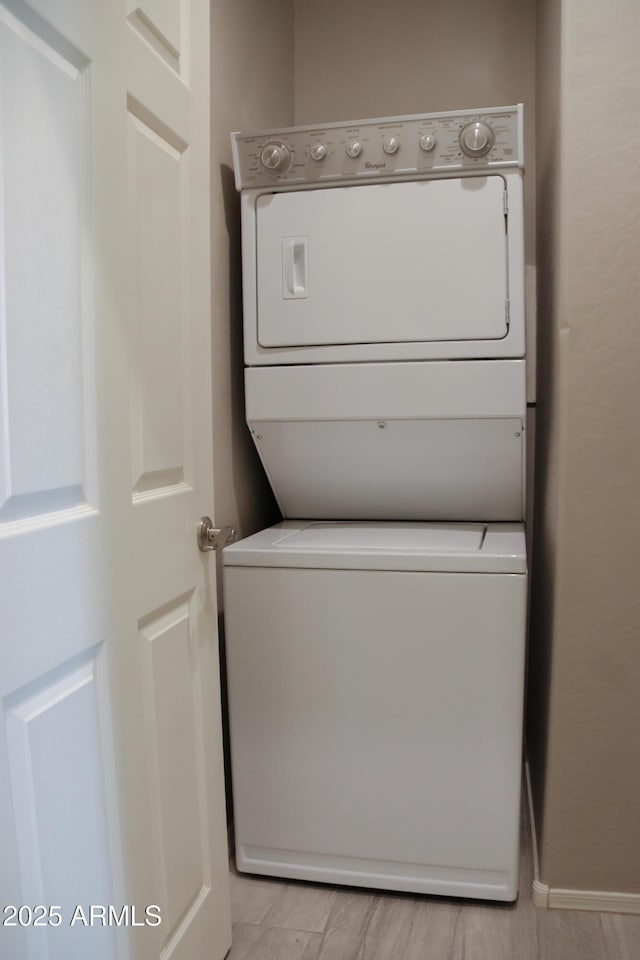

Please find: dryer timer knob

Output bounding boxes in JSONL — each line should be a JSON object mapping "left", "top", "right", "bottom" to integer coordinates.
{"left": 260, "top": 141, "right": 291, "bottom": 173}
{"left": 459, "top": 121, "right": 495, "bottom": 157}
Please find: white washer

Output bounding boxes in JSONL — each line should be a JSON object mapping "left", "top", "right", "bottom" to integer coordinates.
{"left": 223, "top": 521, "right": 527, "bottom": 901}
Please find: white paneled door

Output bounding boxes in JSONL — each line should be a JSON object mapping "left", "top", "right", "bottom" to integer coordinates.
{"left": 0, "top": 1, "right": 231, "bottom": 959}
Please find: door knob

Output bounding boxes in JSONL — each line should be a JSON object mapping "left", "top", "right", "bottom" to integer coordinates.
{"left": 197, "top": 517, "right": 237, "bottom": 552}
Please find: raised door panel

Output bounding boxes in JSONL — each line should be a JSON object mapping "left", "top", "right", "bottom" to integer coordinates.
{"left": 0, "top": 7, "right": 94, "bottom": 524}
{"left": 127, "top": 100, "right": 190, "bottom": 498}
{"left": 126, "top": 0, "right": 184, "bottom": 76}
{"left": 5, "top": 653, "right": 117, "bottom": 959}
{"left": 140, "top": 598, "right": 209, "bottom": 949}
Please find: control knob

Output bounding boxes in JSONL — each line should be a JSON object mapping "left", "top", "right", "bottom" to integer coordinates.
{"left": 346, "top": 140, "right": 362, "bottom": 158}
{"left": 310, "top": 143, "right": 327, "bottom": 161}
{"left": 259, "top": 141, "right": 291, "bottom": 173}
{"left": 459, "top": 121, "right": 495, "bottom": 157}
{"left": 383, "top": 136, "right": 400, "bottom": 155}
{"left": 419, "top": 133, "right": 436, "bottom": 152}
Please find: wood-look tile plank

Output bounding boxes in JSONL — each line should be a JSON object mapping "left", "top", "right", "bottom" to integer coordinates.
{"left": 601, "top": 913, "right": 640, "bottom": 960}
{"left": 316, "top": 890, "right": 378, "bottom": 960}
{"left": 228, "top": 923, "right": 265, "bottom": 960}
{"left": 451, "top": 899, "right": 537, "bottom": 960}
{"left": 367, "top": 896, "right": 460, "bottom": 960}
{"left": 262, "top": 882, "right": 336, "bottom": 932}
{"left": 229, "top": 924, "right": 323, "bottom": 960}
{"left": 230, "top": 870, "right": 288, "bottom": 924}
{"left": 357, "top": 896, "right": 415, "bottom": 958}
{"left": 300, "top": 932, "right": 325, "bottom": 960}
{"left": 537, "top": 909, "right": 615, "bottom": 960}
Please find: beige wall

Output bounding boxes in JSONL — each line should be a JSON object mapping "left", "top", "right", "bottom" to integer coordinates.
{"left": 530, "top": 0, "right": 640, "bottom": 892}
{"left": 294, "top": 0, "right": 537, "bottom": 262}
{"left": 210, "top": 0, "right": 293, "bottom": 599}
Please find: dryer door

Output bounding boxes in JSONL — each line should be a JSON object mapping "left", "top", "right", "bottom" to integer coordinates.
{"left": 256, "top": 176, "right": 508, "bottom": 348}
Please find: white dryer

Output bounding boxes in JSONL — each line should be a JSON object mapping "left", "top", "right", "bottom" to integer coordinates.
{"left": 233, "top": 106, "right": 525, "bottom": 366}
{"left": 225, "top": 106, "right": 528, "bottom": 901}
{"left": 232, "top": 105, "right": 526, "bottom": 522}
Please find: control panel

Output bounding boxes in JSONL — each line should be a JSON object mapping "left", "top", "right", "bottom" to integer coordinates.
{"left": 231, "top": 105, "right": 522, "bottom": 190}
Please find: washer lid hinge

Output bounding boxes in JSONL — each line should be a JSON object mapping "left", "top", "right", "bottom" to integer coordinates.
{"left": 503, "top": 190, "right": 509, "bottom": 215}
{"left": 505, "top": 299, "right": 511, "bottom": 326}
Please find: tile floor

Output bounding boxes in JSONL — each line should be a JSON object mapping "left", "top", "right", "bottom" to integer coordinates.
{"left": 227, "top": 808, "right": 640, "bottom": 960}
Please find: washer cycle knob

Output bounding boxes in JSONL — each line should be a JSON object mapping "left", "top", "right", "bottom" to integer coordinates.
{"left": 260, "top": 141, "right": 291, "bottom": 173}
{"left": 459, "top": 121, "right": 495, "bottom": 157}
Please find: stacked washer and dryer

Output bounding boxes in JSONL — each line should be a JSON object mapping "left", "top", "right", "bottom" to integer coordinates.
{"left": 224, "top": 106, "right": 528, "bottom": 902}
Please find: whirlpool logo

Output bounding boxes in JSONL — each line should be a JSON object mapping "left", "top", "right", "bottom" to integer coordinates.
{"left": 364, "top": 161, "right": 386, "bottom": 169}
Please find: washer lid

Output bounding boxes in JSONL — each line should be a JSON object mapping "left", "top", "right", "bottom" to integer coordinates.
{"left": 223, "top": 521, "right": 527, "bottom": 574}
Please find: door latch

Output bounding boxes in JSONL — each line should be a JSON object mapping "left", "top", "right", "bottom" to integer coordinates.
{"left": 197, "top": 517, "right": 237, "bottom": 552}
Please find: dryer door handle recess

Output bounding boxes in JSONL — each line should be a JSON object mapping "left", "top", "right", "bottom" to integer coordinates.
{"left": 282, "top": 236, "right": 308, "bottom": 299}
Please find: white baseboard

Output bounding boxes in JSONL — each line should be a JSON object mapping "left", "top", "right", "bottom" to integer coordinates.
{"left": 531, "top": 879, "right": 550, "bottom": 908}
{"left": 525, "top": 759, "right": 640, "bottom": 914}
{"left": 533, "top": 880, "right": 640, "bottom": 914}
